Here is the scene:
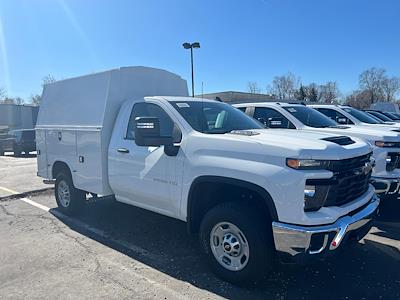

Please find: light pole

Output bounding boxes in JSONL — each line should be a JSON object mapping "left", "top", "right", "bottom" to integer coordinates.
{"left": 182, "top": 42, "right": 200, "bottom": 97}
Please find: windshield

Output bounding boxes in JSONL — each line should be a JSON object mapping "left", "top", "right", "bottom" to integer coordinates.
{"left": 283, "top": 106, "right": 338, "bottom": 128}
{"left": 366, "top": 111, "right": 393, "bottom": 122}
{"left": 342, "top": 107, "right": 381, "bottom": 124}
{"left": 382, "top": 111, "right": 400, "bottom": 120}
{"left": 170, "top": 101, "right": 263, "bottom": 134}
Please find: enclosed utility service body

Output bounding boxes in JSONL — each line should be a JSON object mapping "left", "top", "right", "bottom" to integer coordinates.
{"left": 37, "top": 67, "right": 379, "bottom": 284}
{"left": 36, "top": 66, "right": 188, "bottom": 196}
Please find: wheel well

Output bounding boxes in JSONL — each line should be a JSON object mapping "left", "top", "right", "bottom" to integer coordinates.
{"left": 187, "top": 176, "right": 278, "bottom": 234}
{"left": 52, "top": 161, "right": 71, "bottom": 179}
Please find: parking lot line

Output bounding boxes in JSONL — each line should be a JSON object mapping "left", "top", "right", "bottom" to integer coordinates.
{"left": 20, "top": 197, "right": 51, "bottom": 212}
{"left": 0, "top": 186, "right": 19, "bottom": 195}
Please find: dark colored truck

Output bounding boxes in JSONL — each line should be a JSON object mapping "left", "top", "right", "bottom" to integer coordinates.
{"left": 0, "top": 129, "right": 36, "bottom": 156}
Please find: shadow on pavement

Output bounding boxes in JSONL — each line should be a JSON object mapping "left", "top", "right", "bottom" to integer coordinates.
{"left": 50, "top": 198, "right": 400, "bottom": 300}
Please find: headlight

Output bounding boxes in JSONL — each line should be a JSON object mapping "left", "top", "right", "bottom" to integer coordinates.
{"left": 375, "top": 141, "right": 400, "bottom": 148}
{"left": 286, "top": 159, "right": 329, "bottom": 170}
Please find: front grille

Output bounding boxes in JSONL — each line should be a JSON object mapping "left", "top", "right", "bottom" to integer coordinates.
{"left": 324, "top": 154, "right": 372, "bottom": 207}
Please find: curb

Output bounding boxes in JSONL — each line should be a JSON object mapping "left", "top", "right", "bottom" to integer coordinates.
{"left": 0, "top": 187, "right": 54, "bottom": 201}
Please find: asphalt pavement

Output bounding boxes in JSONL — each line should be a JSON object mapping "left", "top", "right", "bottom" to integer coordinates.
{"left": 0, "top": 155, "right": 399, "bottom": 299}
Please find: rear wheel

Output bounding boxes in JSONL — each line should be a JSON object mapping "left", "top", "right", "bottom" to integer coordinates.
{"left": 55, "top": 172, "right": 86, "bottom": 215}
{"left": 200, "top": 202, "right": 274, "bottom": 284}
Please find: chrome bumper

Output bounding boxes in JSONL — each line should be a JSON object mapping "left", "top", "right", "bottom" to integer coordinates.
{"left": 370, "top": 177, "right": 400, "bottom": 195}
{"left": 272, "top": 195, "right": 380, "bottom": 260}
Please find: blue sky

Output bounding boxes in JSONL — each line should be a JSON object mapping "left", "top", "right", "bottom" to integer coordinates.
{"left": 0, "top": 0, "right": 399, "bottom": 99}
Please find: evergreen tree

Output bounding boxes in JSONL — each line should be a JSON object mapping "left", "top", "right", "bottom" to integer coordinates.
{"left": 309, "top": 87, "right": 318, "bottom": 102}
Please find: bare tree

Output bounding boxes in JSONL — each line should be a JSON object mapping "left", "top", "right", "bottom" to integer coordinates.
{"left": 270, "top": 72, "right": 300, "bottom": 99}
{"left": 319, "top": 81, "right": 340, "bottom": 103}
{"left": 345, "top": 90, "right": 371, "bottom": 109}
{"left": 247, "top": 81, "right": 261, "bottom": 94}
{"left": 30, "top": 94, "right": 41, "bottom": 106}
{"left": 381, "top": 77, "right": 400, "bottom": 101}
{"left": 42, "top": 74, "right": 56, "bottom": 88}
{"left": 359, "top": 67, "right": 386, "bottom": 103}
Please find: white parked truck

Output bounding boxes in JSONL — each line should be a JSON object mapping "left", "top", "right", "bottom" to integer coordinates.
{"left": 309, "top": 104, "right": 400, "bottom": 130}
{"left": 234, "top": 102, "right": 400, "bottom": 196}
{"left": 37, "top": 67, "right": 379, "bottom": 283}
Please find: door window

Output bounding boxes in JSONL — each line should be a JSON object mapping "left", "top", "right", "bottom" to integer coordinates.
{"left": 253, "top": 107, "right": 295, "bottom": 129}
{"left": 126, "top": 103, "right": 174, "bottom": 140}
{"left": 316, "top": 108, "right": 354, "bottom": 125}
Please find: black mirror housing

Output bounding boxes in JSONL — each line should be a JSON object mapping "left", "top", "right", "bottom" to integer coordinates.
{"left": 134, "top": 117, "right": 173, "bottom": 147}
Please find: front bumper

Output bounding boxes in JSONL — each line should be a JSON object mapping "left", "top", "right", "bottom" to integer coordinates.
{"left": 370, "top": 177, "right": 400, "bottom": 195}
{"left": 272, "top": 195, "right": 380, "bottom": 262}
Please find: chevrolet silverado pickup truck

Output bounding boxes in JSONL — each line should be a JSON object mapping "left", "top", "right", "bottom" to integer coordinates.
{"left": 36, "top": 67, "right": 379, "bottom": 284}
{"left": 234, "top": 102, "right": 400, "bottom": 196}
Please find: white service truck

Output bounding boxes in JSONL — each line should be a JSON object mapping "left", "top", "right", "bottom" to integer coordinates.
{"left": 37, "top": 67, "right": 379, "bottom": 283}
{"left": 234, "top": 102, "right": 400, "bottom": 196}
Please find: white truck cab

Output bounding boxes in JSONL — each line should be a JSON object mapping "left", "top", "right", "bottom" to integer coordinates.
{"left": 234, "top": 102, "right": 400, "bottom": 196}
{"left": 36, "top": 67, "right": 379, "bottom": 284}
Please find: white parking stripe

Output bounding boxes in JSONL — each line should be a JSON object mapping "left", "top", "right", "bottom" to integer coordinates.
{"left": 0, "top": 186, "right": 19, "bottom": 195}
{"left": 20, "top": 197, "right": 50, "bottom": 212}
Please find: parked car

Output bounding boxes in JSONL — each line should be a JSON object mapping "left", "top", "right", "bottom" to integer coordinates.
{"left": 364, "top": 109, "right": 400, "bottom": 122}
{"left": 309, "top": 104, "right": 400, "bottom": 130}
{"left": 363, "top": 110, "right": 400, "bottom": 125}
{"left": 36, "top": 67, "right": 379, "bottom": 284}
{"left": 234, "top": 102, "right": 400, "bottom": 196}
{"left": 0, "top": 129, "right": 36, "bottom": 156}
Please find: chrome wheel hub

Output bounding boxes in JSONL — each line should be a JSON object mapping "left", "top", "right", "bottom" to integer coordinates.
{"left": 210, "top": 222, "right": 250, "bottom": 271}
{"left": 58, "top": 180, "right": 71, "bottom": 208}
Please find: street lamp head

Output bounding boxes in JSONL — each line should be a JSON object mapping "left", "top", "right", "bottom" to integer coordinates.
{"left": 182, "top": 42, "right": 191, "bottom": 49}
{"left": 192, "top": 42, "right": 200, "bottom": 48}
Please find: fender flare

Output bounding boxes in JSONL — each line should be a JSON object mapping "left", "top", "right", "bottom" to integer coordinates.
{"left": 187, "top": 175, "right": 279, "bottom": 232}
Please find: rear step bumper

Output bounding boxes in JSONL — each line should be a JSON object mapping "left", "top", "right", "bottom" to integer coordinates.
{"left": 272, "top": 195, "right": 379, "bottom": 262}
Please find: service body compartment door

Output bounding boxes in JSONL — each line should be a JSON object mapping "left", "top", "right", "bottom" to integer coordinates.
{"left": 36, "top": 129, "right": 48, "bottom": 178}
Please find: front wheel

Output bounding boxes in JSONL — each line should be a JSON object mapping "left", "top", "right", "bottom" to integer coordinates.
{"left": 200, "top": 202, "right": 274, "bottom": 284}
{"left": 55, "top": 172, "right": 86, "bottom": 215}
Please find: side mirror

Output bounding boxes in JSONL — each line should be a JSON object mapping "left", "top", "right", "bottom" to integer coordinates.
{"left": 267, "top": 117, "right": 284, "bottom": 128}
{"left": 134, "top": 117, "right": 173, "bottom": 147}
{"left": 336, "top": 117, "right": 348, "bottom": 124}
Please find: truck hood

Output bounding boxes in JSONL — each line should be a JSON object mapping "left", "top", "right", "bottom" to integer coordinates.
{"left": 304, "top": 125, "right": 400, "bottom": 143}
{"left": 205, "top": 128, "right": 372, "bottom": 160}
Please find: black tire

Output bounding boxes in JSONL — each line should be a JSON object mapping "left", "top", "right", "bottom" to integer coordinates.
{"left": 199, "top": 202, "right": 274, "bottom": 285}
{"left": 55, "top": 171, "right": 86, "bottom": 215}
{"left": 13, "top": 145, "right": 22, "bottom": 157}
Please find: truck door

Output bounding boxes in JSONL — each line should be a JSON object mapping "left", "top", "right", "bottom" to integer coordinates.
{"left": 108, "top": 102, "right": 183, "bottom": 218}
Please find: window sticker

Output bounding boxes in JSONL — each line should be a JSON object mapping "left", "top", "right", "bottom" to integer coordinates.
{"left": 287, "top": 108, "right": 297, "bottom": 113}
{"left": 176, "top": 102, "right": 190, "bottom": 108}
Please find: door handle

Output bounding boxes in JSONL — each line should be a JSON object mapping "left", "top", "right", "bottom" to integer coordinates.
{"left": 117, "top": 148, "right": 130, "bottom": 154}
